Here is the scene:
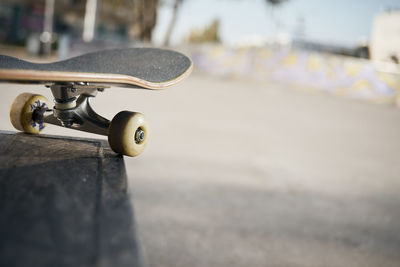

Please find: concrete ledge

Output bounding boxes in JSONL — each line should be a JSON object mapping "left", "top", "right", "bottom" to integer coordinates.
{"left": 0, "top": 131, "right": 141, "bottom": 267}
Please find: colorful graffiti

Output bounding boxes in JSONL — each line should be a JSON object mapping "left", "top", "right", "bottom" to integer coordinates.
{"left": 188, "top": 45, "right": 400, "bottom": 105}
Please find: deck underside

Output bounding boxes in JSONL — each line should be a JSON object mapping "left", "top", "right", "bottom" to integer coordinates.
{"left": 0, "top": 66, "right": 193, "bottom": 89}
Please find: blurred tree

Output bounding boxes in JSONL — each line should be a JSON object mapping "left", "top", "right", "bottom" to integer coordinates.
{"left": 265, "top": 0, "right": 288, "bottom": 33}
{"left": 187, "top": 19, "right": 220, "bottom": 44}
{"left": 101, "top": 0, "right": 159, "bottom": 42}
{"left": 265, "top": 0, "right": 287, "bottom": 4}
{"left": 162, "top": 0, "right": 287, "bottom": 46}
{"left": 163, "top": 0, "right": 183, "bottom": 46}
{"left": 130, "top": 0, "right": 158, "bottom": 42}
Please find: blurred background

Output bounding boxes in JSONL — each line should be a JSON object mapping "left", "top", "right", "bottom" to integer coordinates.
{"left": 1, "top": 1, "right": 400, "bottom": 267}
{"left": 1, "top": 0, "right": 400, "bottom": 103}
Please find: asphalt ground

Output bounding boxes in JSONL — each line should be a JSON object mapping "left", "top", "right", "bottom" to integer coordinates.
{"left": 0, "top": 72, "right": 400, "bottom": 267}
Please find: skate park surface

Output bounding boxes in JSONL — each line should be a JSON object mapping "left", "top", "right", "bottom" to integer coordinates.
{"left": 0, "top": 71, "right": 399, "bottom": 267}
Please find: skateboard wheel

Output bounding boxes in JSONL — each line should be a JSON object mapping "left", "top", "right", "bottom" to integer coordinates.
{"left": 108, "top": 111, "right": 149, "bottom": 157}
{"left": 9, "top": 93, "right": 51, "bottom": 134}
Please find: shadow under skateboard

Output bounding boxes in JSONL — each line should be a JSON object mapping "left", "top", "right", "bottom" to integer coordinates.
{"left": 0, "top": 131, "right": 141, "bottom": 267}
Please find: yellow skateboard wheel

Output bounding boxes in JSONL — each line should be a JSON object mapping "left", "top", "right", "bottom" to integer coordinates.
{"left": 9, "top": 93, "right": 51, "bottom": 134}
{"left": 108, "top": 111, "right": 149, "bottom": 157}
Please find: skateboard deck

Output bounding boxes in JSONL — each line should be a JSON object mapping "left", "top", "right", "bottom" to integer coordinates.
{"left": 0, "top": 47, "right": 193, "bottom": 89}
{"left": 3, "top": 47, "right": 193, "bottom": 157}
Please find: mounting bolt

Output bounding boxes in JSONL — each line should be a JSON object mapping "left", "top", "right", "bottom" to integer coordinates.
{"left": 135, "top": 128, "right": 145, "bottom": 144}
{"left": 70, "top": 87, "right": 77, "bottom": 93}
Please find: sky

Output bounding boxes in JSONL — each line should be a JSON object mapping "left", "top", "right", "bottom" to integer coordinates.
{"left": 152, "top": 0, "right": 400, "bottom": 47}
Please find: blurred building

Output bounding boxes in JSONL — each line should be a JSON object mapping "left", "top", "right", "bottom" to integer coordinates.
{"left": 370, "top": 10, "right": 400, "bottom": 63}
{"left": 0, "top": 0, "right": 158, "bottom": 52}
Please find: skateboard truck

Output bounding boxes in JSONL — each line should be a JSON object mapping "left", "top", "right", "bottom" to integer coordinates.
{"left": 10, "top": 82, "right": 149, "bottom": 157}
{"left": 44, "top": 82, "right": 110, "bottom": 135}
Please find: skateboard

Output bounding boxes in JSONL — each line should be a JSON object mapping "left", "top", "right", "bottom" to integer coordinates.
{"left": 0, "top": 48, "right": 193, "bottom": 157}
